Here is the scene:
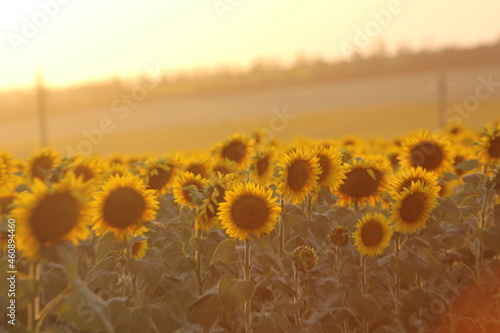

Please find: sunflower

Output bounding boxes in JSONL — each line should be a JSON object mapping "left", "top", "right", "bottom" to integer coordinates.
{"left": 251, "top": 147, "right": 276, "bottom": 185}
{"left": 292, "top": 245, "right": 319, "bottom": 271}
{"left": 313, "top": 145, "right": 345, "bottom": 192}
{"left": 479, "top": 124, "right": 500, "bottom": 165}
{"left": 92, "top": 174, "right": 159, "bottom": 240}
{"left": 140, "top": 157, "right": 180, "bottom": 195}
{"left": 211, "top": 158, "right": 238, "bottom": 177}
{"left": 172, "top": 172, "right": 207, "bottom": 208}
{"left": 391, "top": 181, "right": 438, "bottom": 234}
{"left": 218, "top": 182, "right": 280, "bottom": 240}
{"left": 399, "top": 131, "right": 454, "bottom": 174}
{"left": 195, "top": 173, "right": 234, "bottom": 231}
{"left": 212, "top": 133, "right": 255, "bottom": 169}
{"left": 277, "top": 148, "right": 321, "bottom": 204}
{"left": 335, "top": 156, "right": 391, "bottom": 207}
{"left": 130, "top": 239, "right": 148, "bottom": 259}
{"left": 183, "top": 154, "right": 212, "bottom": 179}
{"left": 0, "top": 187, "right": 17, "bottom": 216}
{"left": 65, "top": 157, "right": 103, "bottom": 183}
{"left": 390, "top": 166, "right": 440, "bottom": 197}
{"left": 452, "top": 144, "right": 476, "bottom": 177}
{"left": 26, "top": 148, "right": 60, "bottom": 182}
{"left": 12, "top": 172, "right": 92, "bottom": 261}
{"left": 0, "top": 152, "right": 15, "bottom": 186}
{"left": 353, "top": 212, "right": 393, "bottom": 257}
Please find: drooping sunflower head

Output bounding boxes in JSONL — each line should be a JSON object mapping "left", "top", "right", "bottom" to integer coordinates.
{"left": 390, "top": 166, "right": 440, "bottom": 197}
{"left": 172, "top": 172, "right": 207, "bottom": 208}
{"left": 330, "top": 225, "right": 350, "bottom": 248}
{"left": 183, "top": 154, "right": 212, "bottom": 179}
{"left": 26, "top": 148, "right": 60, "bottom": 182}
{"left": 391, "top": 181, "right": 438, "bottom": 234}
{"left": 277, "top": 148, "right": 321, "bottom": 204}
{"left": 218, "top": 182, "right": 281, "bottom": 240}
{"left": 130, "top": 239, "right": 148, "bottom": 259}
{"left": 335, "top": 156, "right": 391, "bottom": 208}
{"left": 12, "top": 172, "right": 92, "bottom": 261}
{"left": 195, "top": 173, "right": 235, "bottom": 231}
{"left": 313, "top": 145, "right": 346, "bottom": 192}
{"left": 353, "top": 212, "right": 393, "bottom": 257}
{"left": 399, "top": 131, "right": 454, "bottom": 174}
{"left": 140, "top": 156, "right": 180, "bottom": 195}
{"left": 479, "top": 123, "right": 500, "bottom": 165}
{"left": 92, "top": 174, "right": 159, "bottom": 240}
{"left": 212, "top": 133, "right": 255, "bottom": 169}
{"left": 292, "top": 245, "right": 319, "bottom": 271}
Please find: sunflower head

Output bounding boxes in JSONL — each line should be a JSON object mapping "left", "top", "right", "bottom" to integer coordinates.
{"left": 391, "top": 181, "right": 438, "bottom": 234}
{"left": 131, "top": 239, "right": 148, "bottom": 259}
{"left": 390, "top": 166, "right": 440, "bottom": 197}
{"left": 399, "top": 131, "right": 454, "bottom": 174}
{"left": 12, "top": 172, "right": 92, "bottom": 261}
{"left": 218, "top": 182, "right": 280, "bottom": 240}
{"left": 335, "top": 156, "right": 391, "bottom": 207}
{"left": 313, "top": 145, "right": 345, "bottom": 192}
{"left": 212, "top": 133, "right": 255, "bottom": 169}
{"left": 330, "top": 226, "right": 349, "bottom": 248}
{"left": 183, "top": 154, "right": 212, "bottom": 179}
{"left": 140, "top": 156, "right": 180, "bottom": 195}
{"left": 277, "top": 148, "right": 321, "bottom": 204}
{"left": 211, "top": 158, "right": 238, "bottom": 178}
{"left": 292, "top": 245, "right": 319, "bottom": 271}
{"left": 172, "top": 172, "right": 207, "bottom": 208}
{"left": 479, "top": 124, "right": 500, "bottom": 165}
{"left": 195, "top": 173, "right": 235, "bottom": 231}
{"left": 92, "top": 174, "right": 159, "bottom": 240}
{"left": 353, "top": 212, "right": 393, "bottom": 257}
{"left": 26, "top": 148, "right": 60, "bottom": 182}
{"left": 65, "top": 157, "right": 103, "bottom": 183}
{"left": 250, "top": 147, "right": 277, "bottom": 185}
{"left": 452, "top": 144, "right": 476, "bottom": 177}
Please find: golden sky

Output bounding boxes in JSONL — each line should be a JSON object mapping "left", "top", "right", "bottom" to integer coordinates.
{"left": 1, "top": 0, "right": 500, "bottom": 89}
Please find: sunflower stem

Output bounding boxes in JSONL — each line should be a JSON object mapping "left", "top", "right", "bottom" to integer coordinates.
{"left": 195, "top": 229, "right": 204, "bottom": 296}
{"left": 126, "top": 238, "right": 142, "bottom": 308}
{"left": 360, "top": 254, "right": 369, "bottom": 333}
{"left": 353, "top": 200, "right": 359, "bottom": 212}
{"left": 392, "top": 234, "right": 402, "bottom": 315}
{"left": 243, "top": 238, "right": 253, "bottom": 333}
{"left": 278, "top": 195, "right": 286, "bottom": 258}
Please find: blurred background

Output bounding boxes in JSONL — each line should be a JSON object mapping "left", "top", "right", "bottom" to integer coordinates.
{"left": 1, "top": 0, "right": 500, "bottom": 157}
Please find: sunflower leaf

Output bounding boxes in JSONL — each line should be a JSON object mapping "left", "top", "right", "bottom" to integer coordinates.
{"left": 455, "top": 159, "right": 479, "bottom": 171}
{"left": 210, "top": 239, "right": 238, "bottom": 265}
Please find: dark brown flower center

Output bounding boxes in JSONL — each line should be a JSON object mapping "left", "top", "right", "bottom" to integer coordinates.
{"left": 339, "top": 167, "right": 381, "bottom": 198}
{"left": 31, "top": 156, "right": 54, "bottom": 180}
{"left": 287, "top": 159, "right": 313, "bottom": 191}
{"left": 231, "top": 196, "right": 268, "bottom": 229}
{"left": 409, "top": 141, "right": 444, "bottom": 171}
{"left": 30, "top": 193, "right": 80, "bottom": 243}
{"left": 103, "top": 188, "right": 146, "bottom": 228}
{"left": 256, "top": 157, "right": 269, "bottom": 177}
{"left": 317, "top": 154, "right": 330, "bottom": 183}
{"left": 488, "top": 136, "right": 500, "bottom": 158}
{"left": 148, "top": 167, "right": 173, "bottom": 191}
{"left": 74, "top": 165, "right": 94, "bottom": 182}
{"left": 187, "top": 164, "right": 208, "bottom": 179}
{"left": 400, "top": 192, "right": 426, "bottom": 223}
{"left": 221, "top": 141, "right": 247, "bottom": 163}
{"left": 360, "top": 219, "right": 383, "bottom": 247}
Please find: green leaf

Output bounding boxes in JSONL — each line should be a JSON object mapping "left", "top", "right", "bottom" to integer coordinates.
{"left": 474, "top": 227, "right": 500, "bottom": 253}
{"left": 187, "top": 292, "right": 223, "bottom": 329}
{"left": 455, "top": 159, "right": 479, "bottom": 171}
{"left": 54, "top": 291, "right": 112, "bottom": 332}
{"left": 210, "top": 239, "right": 239, "bottom": 265}
{"left": 348, "top": 289, "right": 379, "bottom": 322}
{"left": 218, "top": 275, "right": 255, "bottom": 312}
{"left": 86, "top": 256, "right": 121, "bottom": 290}
{"left": 390, "top": 256, "right": 417, "bottom": 284}
{"left": 95, "top": 232, "right": 126, "bottom": 261}
{"left": 286, "top": 213, "right": 308, "bottom": 239}
{"left": 127, "top": 254, "right": 165, "bottom": 292}
{"left": 115, "top": 306, "right": 151, "bottom": 333}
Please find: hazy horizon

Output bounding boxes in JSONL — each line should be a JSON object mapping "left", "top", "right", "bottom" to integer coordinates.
{"left": 2, "top": 0, "right": 500, "bottom": 90}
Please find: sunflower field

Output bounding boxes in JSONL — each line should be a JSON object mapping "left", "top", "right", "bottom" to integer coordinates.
{"left": 1, "top": 121, "right": 500, "bottom": 333}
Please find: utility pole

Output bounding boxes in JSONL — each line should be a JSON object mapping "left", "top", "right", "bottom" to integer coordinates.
{"left": 36, "top": 71, "right": 49, "bottom": 147}
{"left": 437, "top": 73, "right": 447, "bottom": 128}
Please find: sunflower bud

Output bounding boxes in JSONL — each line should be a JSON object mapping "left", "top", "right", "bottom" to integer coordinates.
{"left": 292, "top": 245, "right": 319, "bottom": 271}
{"left": 330, "top": 226, "right": 349, "bottom": 247}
